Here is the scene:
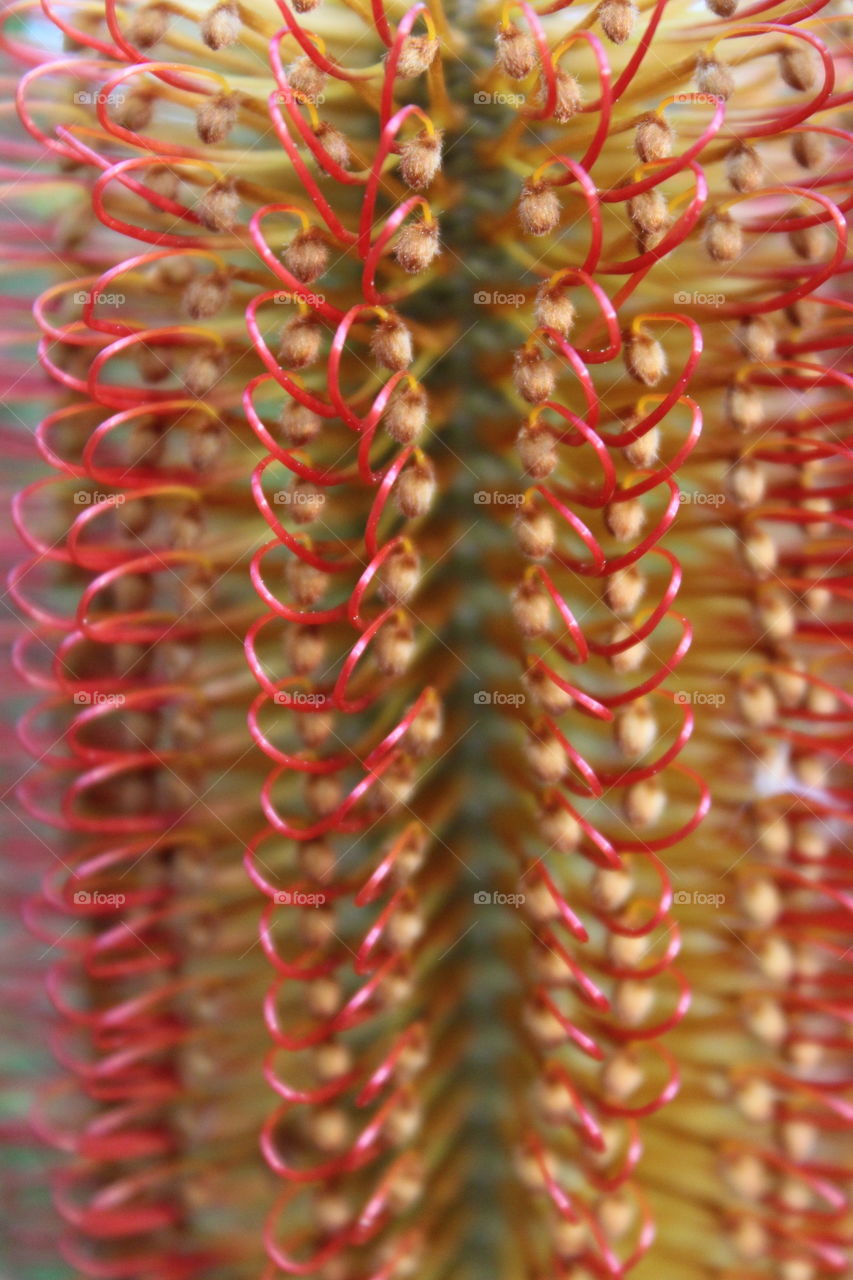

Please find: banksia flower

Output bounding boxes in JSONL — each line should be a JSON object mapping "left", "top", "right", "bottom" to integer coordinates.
{"left": 3, "top": 3, "right": 852, "bottom": 1280}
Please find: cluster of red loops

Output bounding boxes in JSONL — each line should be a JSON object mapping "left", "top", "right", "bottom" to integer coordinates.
{"left": 9, "top": 0, "right": 446, "bottom": 1275}
{"left": 10, "top": 18, "right": 258, "bottom": 1277}
{"left": 238, "top": 5, "right": 446, "bottom": 1280}
{"left": 493, "top": 0, "right": 851, "bottom": 1275}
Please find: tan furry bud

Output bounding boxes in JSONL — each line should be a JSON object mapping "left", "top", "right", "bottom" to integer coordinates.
{"left": 624, "top": 331, "right": 666, "bottom": 386}
{"left": 725, "top": 382, "right": 765, "bottom": 432}
{"left": 395, "top": 455, "right": 436, "bottom": 517}
{"left": 608, "top": 932, "right": 647, "bottom": 968}
{"left": 782, "top": 1119, "right": 815, "bottom": 1162}
{"left": 789, "top": 221, "right": 824, "bottom": 261}
{"left": 146, "top": 165, "right": 179, "bottom": 202}
{"left": 535, "top": 282, "right": 576, "bottom": 336}
{"left": 399, "top": 129, "right": 443, "bottom": 189}
{"left": 385, "top": 383, "right": 428, "bottom": 444}
{"left": 738, "top": 678, "right": 777, "bottom": 729}
{"left": 524, "top": 879, "right": 559, "bottom": 924}
{"left": 183, "top": 271, "right": 230, "bottom": 320}
{"left": 279, "top": 401, "right": 321, "bottom": 447}
{"left": 286, "top": 625, "right": 326, "bottom": 676}
{"left": 288, "top": 57, "right": 326, "bottom": 103}
{"left": 188, "top": 420, "right": 226, "bottom": 471}
{"left": 184, "top": 349, "right": 223, "bottom": 397}
{"left": 806, "top": 683, "right": 837, "bottom": 716}
{"left": 515, "top": 506, "right": 555, "bottom": 561}
{"left": 591, "top": 865, "right": 632, "bottom": 912}
{"left": 512, "top": 577, "right": 551, "bottom": 636}
{"left": 757, "top": 591, "right": 795, "bottom": 642}
{"left": 199, "top": 180, "right": 239, "bottom": 232}
{"left": 741, "top": 877, "right": 781, "bottom": 927}
{"left": 517, "top": 422, "right": 558, "bottom": 479}
{"left": 599, "top": 0, "right": 638, "bottom": 44}
{"left": 602, "top": 1051, "right": 642, "bottom": 1102}
{"left": 407, "top": 691, "right": 442, "bottom": 755}
{"left": 306, "top": 977, "right": 340, "bottom": 1018}
{"left": 293, "top": 0, "right": 320, "bottom": 10}
{"left": 128, "top": 419, "right": 165, "bottom": 468}
{"left": 794, "top": 752, "right": 827, "bottom": 789}
{"left": 371, "top": 316, "right": 413, "bottom": 371}
{"left": 791, "top": 131, "right": 828, "bottom": 169}
{"left": 283, "top": 228, "right": 329, "bottom": 283}
{"left": 390, "top": 841, "right": 427, "bottom": 893}
{"left": 523, "top": 665, "right": 573, "bottom": 717}
{"left": 305, "top": 774, "right": 342, "bottom": 818}
{"left": 779, "top": 46, "right": 816, "bottom": 92}
{"left": 624, "top": 777, "right": 664, "bottom": 827}
{"left": 733, "top": 1220, "right": 768, "bottom": 1262}
{"left": 614, "top": 699, "right": 656, "bottom": 759}
{"left": 745, "top": 997, "right": 786, "bottom": 1046}
{"left": 279, "top": 315, "right": 322, "bottom": 369}
{"left": 286, "top": 557, "right": 328, "bottom": 606}
{"left": 135, "top": 342, "right": 170, "bottom": 380}
{"left": 513, "top": 348, "right": 555, "bottom": 403}
{"left": 117, "top": 92, "right": 154, "bottom": 132}
{"left": 629, "top": 188, "right": 669, "bottom": 235}
{"left": 608, "top": 622, "right": 647, "bottom": 673}
{"left": 605, "top": 497, "right": 645, "bottom": 542}
{"left": 496, "top": 24, "right": 537, "bottom": 79}
{"left": 735, "top": 1077, "right": 775, "bottom": 1123}
{"left": 288, "top": 481, "right": 325, "bottom": 525}
{"left": 314, "top": 122, "right": 352, "bottom": 170}
{"left": 525, "top": 728, "right": 568, "bottom": 783}
{"left": 396, "top": 35, "right": 438, "bottom": 78}
{"left": 755, "top": 809, "right": 792, "bottom": 859}
{"left": 613, "top": 980, "right": 654, "bottom": 1027}
{"left": 548, "top": 70, "right": 582, "bottom": 123}
{"left": 623, "top": 423, "right": 658, "bottom": 468}
{"left": 742, "top": 528, "right": 777, "bottom": 577}
{"left": 706, "top": 0, "right": 737, "bottom": 13}
{"left": 129, "top": 3, "right": 168, "bottom": 49}
{"left": 729, "top": 458, "right": 765, "bottom": 507}
{"left": 201, "top": 2, "right": 240, "bottom": 50}
{"left": 311, "top": 1108, "right": 351, "bottom": 1152}
{"left": 299, "top": 710, "right": 334, "bottom": 747}
{"left": 696, "top": 53, "right": 735, "bottom": 100}
{"left": 736, "top": 316, "right": 776, "bottom": 361}
{"left": 196, "top": 92, "right": 239, "bottom": 145}
{"left": 540, "top": 803, "right": 580, "bottom": 853}
{"left": 316, "top": 1192, "right": 350, "bottom": 1233}
{"left": 635, "top": 114, "right": 673, "bottom": 162}
{"left": 519, "top": 181, "right": 561, "bottom": 236}
{"left": 380, "top": 543, "right": 420, "bottom": 602}
{"left": 725, "top": 143, "right": 763, "bottom": 194}
{"left": 375, "top": 613, "right": 415, "bottom": 676}
{"left": 554, "top": 1219, "right": 590, "bottom": 1261}
{"left": 705, "top": 210, "right": 743, "bottom": 262}
{"left": 372, "top": 755, "right": 416, "bottom": 811}
{"left": 394, "top": 219, "right": 440, "bottom": 274}
{"left": 605, "top": 564, "right": 644, "bottom": 616}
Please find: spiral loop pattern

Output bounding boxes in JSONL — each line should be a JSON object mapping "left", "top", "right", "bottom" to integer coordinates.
{"left": 485, "top": 2, "right": 851, "bottom": 1273}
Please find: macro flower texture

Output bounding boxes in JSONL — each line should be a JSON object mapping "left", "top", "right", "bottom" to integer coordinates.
{"left": 0, "top": 0, "right": 851, "bottom": 1276}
